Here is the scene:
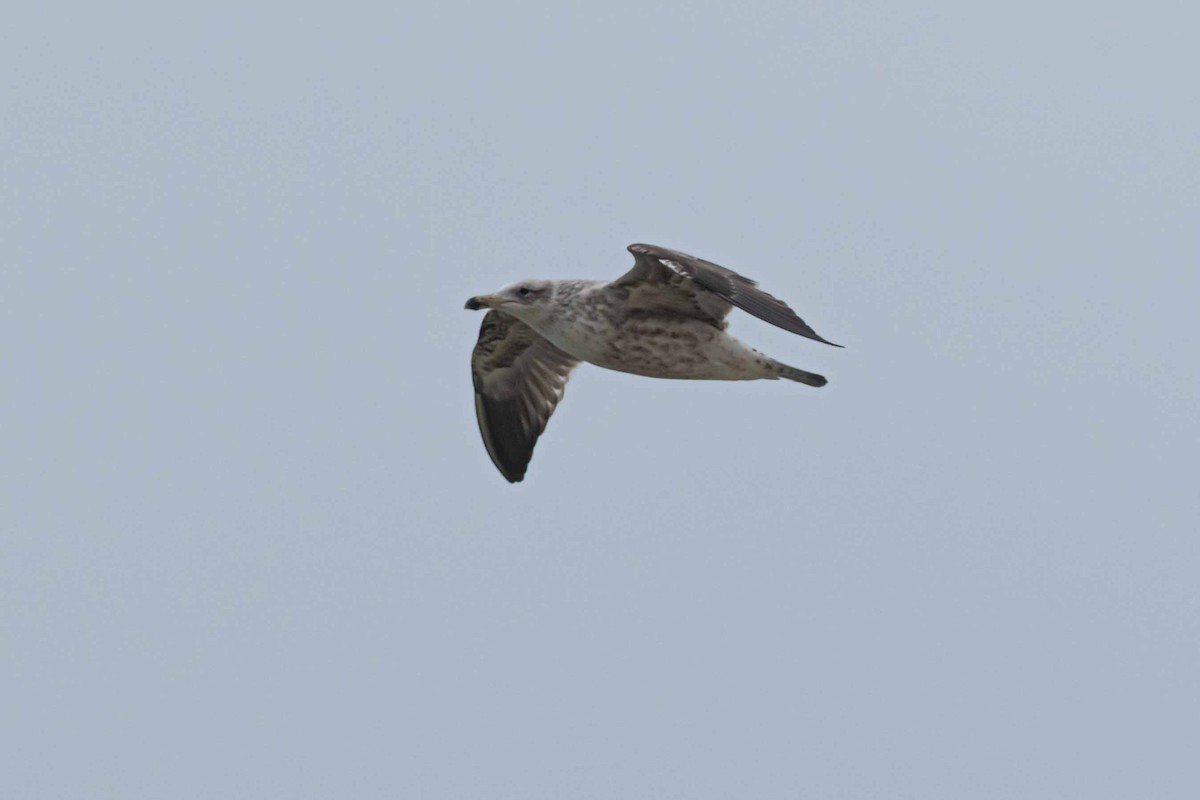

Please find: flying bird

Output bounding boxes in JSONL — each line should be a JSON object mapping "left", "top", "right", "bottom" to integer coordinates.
{"left": 465, "top": 243, "right": 842, "bottom": 482}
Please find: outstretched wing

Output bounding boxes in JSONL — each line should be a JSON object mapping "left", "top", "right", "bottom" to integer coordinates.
{"left": 611, "top": 243, "right": 842, "bottom": 346}
{"left": 471, "top": 311, "right": 580, "bottom": 483}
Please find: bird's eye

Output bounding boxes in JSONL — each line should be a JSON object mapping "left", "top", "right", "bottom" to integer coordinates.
{"left": 518, "top": 286, "right": 531, "bottom": 297}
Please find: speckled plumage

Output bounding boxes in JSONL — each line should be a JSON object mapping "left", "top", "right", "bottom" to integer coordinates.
{"left": 465, "top": 243, "right": 842, "bottom": 482}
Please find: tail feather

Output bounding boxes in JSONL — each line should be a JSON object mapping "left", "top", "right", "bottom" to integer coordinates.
{"left": 775, "top": 362, "right": 827, "bottom": 387}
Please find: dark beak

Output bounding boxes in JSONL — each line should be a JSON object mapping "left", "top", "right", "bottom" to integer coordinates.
{"left": 466, "top": 294, "right": 504, "bottom": 310}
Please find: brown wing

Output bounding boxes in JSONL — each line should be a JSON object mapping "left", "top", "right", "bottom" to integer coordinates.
{"left": 612, "top": 243, "right": 842, "bottom": 346}
{"left": 471, "top": 311, "right": 580, "bottom": 483}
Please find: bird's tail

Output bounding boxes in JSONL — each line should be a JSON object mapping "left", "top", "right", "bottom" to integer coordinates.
{"left": 774, "top": 361, "right": 827, "bottom": 387}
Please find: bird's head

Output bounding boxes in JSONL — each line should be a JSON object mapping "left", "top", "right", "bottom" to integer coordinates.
{"left": 464, "top": 280, "right": 556, "bottom": 325}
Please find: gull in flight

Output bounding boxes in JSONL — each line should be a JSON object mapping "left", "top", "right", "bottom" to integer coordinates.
{"left": 465, "top": 243, "right": 842, "bottom": 482}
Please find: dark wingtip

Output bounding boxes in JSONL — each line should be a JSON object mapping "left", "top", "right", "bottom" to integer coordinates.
{"left": 492, "top": 455, "right": 527, "bottom": 483}
{"left": 803, "top": 329, "right": 844, "bottom": 348}
{"left": 465, "top": 297, "right": 482, "bottom": 310}
{"left": 802, "top": 329, "right": 843, "bottom": 348}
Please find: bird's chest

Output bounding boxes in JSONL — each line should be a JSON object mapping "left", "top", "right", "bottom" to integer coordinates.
{"left": 544, "top": 313, "right": 723, "bottom": 376}
{"left": 538, "top": 315, "right": 615, "bottom": 364}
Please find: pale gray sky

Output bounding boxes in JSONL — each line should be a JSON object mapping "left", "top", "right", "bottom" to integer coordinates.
{"left": 3, "top": 2, "right": 1198, "bottom": 798}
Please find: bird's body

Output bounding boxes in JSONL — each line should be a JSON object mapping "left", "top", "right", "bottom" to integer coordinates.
{"left": 525, "top": 280, "right": 793, "bottom": 381}
{"left": 465, "top": 243, "right": 842, "bottom": 482}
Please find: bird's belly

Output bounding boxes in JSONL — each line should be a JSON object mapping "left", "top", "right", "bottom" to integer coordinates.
{"left": 558, "top": 317, "right": 773, "bottom": 381}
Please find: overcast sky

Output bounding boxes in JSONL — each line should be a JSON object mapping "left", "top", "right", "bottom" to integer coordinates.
{"left": 4, "top": 2, "right": 1198, "bottom": 798}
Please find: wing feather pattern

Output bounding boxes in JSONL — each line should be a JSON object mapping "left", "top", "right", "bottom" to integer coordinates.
{"left": 471, "top": 311, "right": 579, "bottom": 482}
{"left": 613, "top": 243, "right": 842, "bottom": 346}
